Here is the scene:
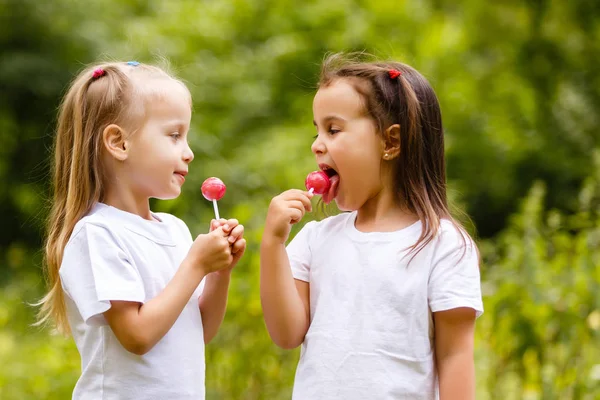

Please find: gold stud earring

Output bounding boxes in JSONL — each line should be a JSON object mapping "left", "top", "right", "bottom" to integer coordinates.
{"left": 384, "top": 153, "right": 390, "bottom": 159}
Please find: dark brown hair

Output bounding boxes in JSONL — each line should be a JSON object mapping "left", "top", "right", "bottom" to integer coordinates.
{"left": 319, "top": 53, "right": 472, "bottom": 257}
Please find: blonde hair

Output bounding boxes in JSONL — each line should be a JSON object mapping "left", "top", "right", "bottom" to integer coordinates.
{"left": 36, "top": 61, "right": 190, "bottom": 334}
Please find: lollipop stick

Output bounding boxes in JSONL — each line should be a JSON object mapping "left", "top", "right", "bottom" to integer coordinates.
{"left": 212, "top": 199, "right": 220, "bottom": 220}
{"left": 308, "top": 188, "right": 314, "bottom": 194}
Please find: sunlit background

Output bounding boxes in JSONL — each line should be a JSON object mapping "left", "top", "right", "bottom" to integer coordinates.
{"left": 1, "top": 0, "right": 599, "bottom": 398}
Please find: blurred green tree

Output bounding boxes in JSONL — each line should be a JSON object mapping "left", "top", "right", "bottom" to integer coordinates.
{"left": 0, "top": 0, "right": 599, "bottom": 398}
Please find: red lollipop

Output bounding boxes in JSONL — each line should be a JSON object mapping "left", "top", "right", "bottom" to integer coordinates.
{"left": 201, "top": 177, "right": 226, "bottom": 219}
{"left": 305, "top": 171, "right": 331, "bottom": 195}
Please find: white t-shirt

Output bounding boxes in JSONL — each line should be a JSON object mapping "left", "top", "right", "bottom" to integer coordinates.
{"left": 59, "top": 203, "right": 205, "bottom": 400}
{"left": 286, "top": 211, "right": 483, "bottom": 400}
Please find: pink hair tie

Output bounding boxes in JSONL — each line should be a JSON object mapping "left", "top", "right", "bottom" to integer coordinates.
{"left": 388, "top": 69, "right": 402, "bottom": 79}
{"left": 92, "top": 68, "right": 106, "bottom": 79}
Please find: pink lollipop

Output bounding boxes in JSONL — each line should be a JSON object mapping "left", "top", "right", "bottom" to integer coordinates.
{"left": 305, "top": 171, "right": 331, "bottom": 195}
{"left": 201, "top": 177, "right": 226, "bottom": 219}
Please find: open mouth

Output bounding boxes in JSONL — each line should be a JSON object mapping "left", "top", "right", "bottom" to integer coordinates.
{"left": 321, "top": 166, "right": 338, "bottom": 179}
{"left": 319, "top": 165, "right": 340, "bottom": 204}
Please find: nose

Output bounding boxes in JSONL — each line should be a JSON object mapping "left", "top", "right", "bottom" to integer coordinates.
{"left": 311, "top": 133, "right": 326, "bottom": 155}
{"left": 183, "top": 142, "right": 194, "bottom": 163}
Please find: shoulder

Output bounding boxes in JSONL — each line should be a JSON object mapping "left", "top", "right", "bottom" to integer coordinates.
{"left": 309, "top": 211, "right": 352, "bottom": 232}
{"left": 430, "top": 219, "right": 479, "bottom": 267}
{"left": 286, "top": 212, "right": 352, "bottom": 255}
{"left": 436, "top": 219, "right": 476, "bottom": 249}
{"left": 67, "top": 205, "right": 190, "bottom": 250}
{"left": 296, "top": 212, "right": 353, "bottom": 240}
{"left": 60, "top": 210, "right": 130, "bottom": 278}
{"left": 66, "top": 215, "right": 124, "bottom": 258}
{"left": 69, "top": 208, "right": 118, "bottom": 243}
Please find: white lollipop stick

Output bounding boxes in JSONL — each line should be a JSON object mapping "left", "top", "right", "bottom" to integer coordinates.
{"left": 308, "top": 188, "right": 314, "bottom": 194}
{"left": 212, "top": 199, "right": 220, "bottom": 220}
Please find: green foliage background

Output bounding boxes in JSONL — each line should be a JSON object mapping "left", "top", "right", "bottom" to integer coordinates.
{"left": 0, "top": 0, "right": 599, "bottom": 398}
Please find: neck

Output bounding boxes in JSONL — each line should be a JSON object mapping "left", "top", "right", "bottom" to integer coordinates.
{"left": 355, "top": 186, "right": 418, "bottom": 233}
{"left": 102, "top": 181, "right": 153, "bottom": 220}
{"left": 100, "top": 155, "right": 154, "bottom": 220}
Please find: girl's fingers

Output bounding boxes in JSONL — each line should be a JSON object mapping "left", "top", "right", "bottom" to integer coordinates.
{"left": 288, "top": 207, "right": 304, "bottom": 224}
{"left": 297, "top": 195, "right": 312, "bottom": 212}
{"left": 228, "top": 225, "right": 244, "bottom": 243}
{"left": 232, "top": 238, "right": 246, "bottom": 254}
{"left": 282, "top": 191, "right": 312, "bottom": 212}
{"left": 288, "top": 200, "right": 308, "bottom": 215}
{"left": 281, "top": 189, "right": 313, "bottom": 207}
{"left": 225, "top": 218, "right": 239, "bottom": 227}
{"left": 210, "top": 218, "right": 230, "bottom": 232}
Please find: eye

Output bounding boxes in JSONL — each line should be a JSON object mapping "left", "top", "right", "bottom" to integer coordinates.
{"left": 170, "top": 132, "right": 181, "bottom": 141}
{"left": 329, "top": 128, "right": 340, "bottom": 135}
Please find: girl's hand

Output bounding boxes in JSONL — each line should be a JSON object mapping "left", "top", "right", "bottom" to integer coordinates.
{"left": 210, "top": 218, "right": 246, "bottom": 275}
{"left": 264, "top": 189, "right": 313, "bottom": 245}
{"left": 186, "top": 227, "right": 232, "bottom": 275}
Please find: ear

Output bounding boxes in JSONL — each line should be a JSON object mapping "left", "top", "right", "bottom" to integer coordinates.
{"left": 102, "top": 124, "right": 129, "bottom": 161}
{"left": 382, "top": 123, "right": 400, "bottom": 160}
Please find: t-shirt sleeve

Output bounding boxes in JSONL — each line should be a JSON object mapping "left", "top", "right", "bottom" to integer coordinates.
{"left": 59, "top": 223, "right": 146, "bottom": 325}
{"left": 428, "top": 227, "right": 484, "bottom": 318}
{"left": 286, "top": 221, "right": 317, "bottom": 282}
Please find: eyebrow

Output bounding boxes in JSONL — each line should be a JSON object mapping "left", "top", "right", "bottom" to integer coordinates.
{"left": 312, "top": 115, "right": 347, "bottom": 126}
{"left": 164, "top": 121, "right": 188, "bottom": 131}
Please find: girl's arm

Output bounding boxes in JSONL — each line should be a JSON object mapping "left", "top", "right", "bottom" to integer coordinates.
{"left": 261, "top": 239, "right": 310, "bottom": 349}
{"left": 198, "top": 269, "right": 231, "bottom": 343}
{"left": 104, "top": 227, "right": 232, "bottom": 355}
{"left": 199, "top": 219, "right": 246, "bottom": 343}
{"left": 260, "top": 189, "right": 313, "bottom": 349}
{"left": 434, "top": 307, "right": 477, "bottom": 400}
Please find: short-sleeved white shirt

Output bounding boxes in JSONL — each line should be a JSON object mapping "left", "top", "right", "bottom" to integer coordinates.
{"left": 286, "top": 211, "right": 483, "bottom": 400}
{"left": 59, "top": 203, "right": 205, "bottom": 400}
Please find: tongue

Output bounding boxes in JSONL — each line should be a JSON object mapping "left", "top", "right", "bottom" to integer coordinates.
{"left": 322, "top": 174, "right": 339, "bottom": 204}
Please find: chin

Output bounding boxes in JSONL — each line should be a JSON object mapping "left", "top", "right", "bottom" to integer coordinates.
{"left": 156, "top": 189, "right": 181, "bottom": 200}
{"left": 333, "top": 198, "right": 359, "bottom": 212}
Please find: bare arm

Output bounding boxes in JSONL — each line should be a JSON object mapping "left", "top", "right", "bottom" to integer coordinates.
{"left": 198, "top": 271, "right": 230, "bottom": 343}
{"left": 260, "top": 189, "right": 312, "bottom": 349}
{"left": 199, "top": 220, "right": 246, "bottom": 343}
{"left": 260, "top": 238, "right": 310, "bottom": 349}
{"left": 434, "top": 307, "right": 477, "bottom": 400}
{"left": 104, "top": 261, "right": 205, "bottom": 355}
{"left": 104, "top": 227, "right": 232, "bottom": 355}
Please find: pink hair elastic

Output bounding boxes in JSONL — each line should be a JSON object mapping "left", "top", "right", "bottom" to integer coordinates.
{"left": 388, "top": 69, "right": 402, "bottom": 79}
{"left": 92, "top": 68, "right": 106, "bottom": 79}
